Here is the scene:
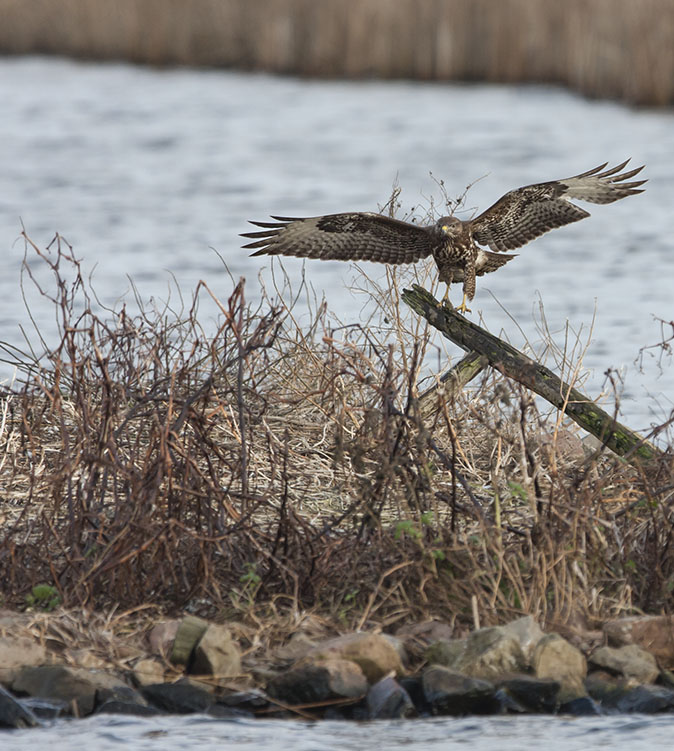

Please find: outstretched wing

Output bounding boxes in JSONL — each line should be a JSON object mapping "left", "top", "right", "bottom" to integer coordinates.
{"left": 242, "top": 212, "right": 435, "bottom": 265}
{"left": 471, "top": 160, "right": 646, "bottom": 252}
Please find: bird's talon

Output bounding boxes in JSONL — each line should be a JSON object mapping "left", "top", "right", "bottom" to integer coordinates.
{"left": 455, "top": 293, "right": 471, "bottom": 315}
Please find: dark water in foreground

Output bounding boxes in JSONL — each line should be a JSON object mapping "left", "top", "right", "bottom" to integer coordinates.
{"left": 7, "top": 713, "right": 674, "bottom": 751}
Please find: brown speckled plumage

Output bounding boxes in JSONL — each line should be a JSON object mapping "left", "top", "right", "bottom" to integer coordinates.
{"left": 242, "top": 160, "right": 645, "bottom": 309}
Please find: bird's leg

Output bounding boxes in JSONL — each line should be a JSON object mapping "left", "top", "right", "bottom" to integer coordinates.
{"left": 456, "top": 257, "right": 475, "bottom": 314}
{"left": 439, "top": 270, "right": 454, "bottom": 309}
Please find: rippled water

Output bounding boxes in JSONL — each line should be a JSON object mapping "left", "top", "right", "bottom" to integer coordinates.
{"left": 1, "top": 57, "right": 673, "bottom": 430}
{"left": 7, "top": 713, "right": 674, "bottom": 751}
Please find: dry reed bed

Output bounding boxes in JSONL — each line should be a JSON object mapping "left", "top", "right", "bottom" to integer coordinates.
{"left": 1, "top": 0, "right": 674, "bottom": 104}
{"left": 0, "top": 232, "right": 673, "bottom": 633}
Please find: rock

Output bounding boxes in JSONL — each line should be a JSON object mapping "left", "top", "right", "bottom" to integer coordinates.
{"left": 589, "top": 644, "right": 659, "bottom": 684}
{"left": 366, "top": 676, "right": 416, "bottom": 719}
{"left": 422, "top": 665, "right": 499, "bottom": 715}
{"left": 306, "top": 633, "right": 404, "bottom": 682}
{"left": 131, "top": 657, "right": 166, "bottom": 687}
{"left": 498, "top": 676, "right": 560, "bottom": 713}
{"left": 266, "top": 658, "right": 367, "bottom": 705}
{"left": 396, "top": 621, "right": 454, "bottom": 661}
{"left": 559, "top": 696, "right": 601, "bottom": 715}
{"left": 148, "top": 620, "right": 181, "bottom": 657}
{"left": 191, "top": 623, "right": 241, "bottom": 677}
{"left": 573, "top": 629, "right": 605, "bottom": 654}
{"left": 218, "top": 688, "right": 270, "bottom": 712}
{"left": 62, "top": 648, "right": 108, "bottom": 670}
{"left": 19, "top": 697, "right": 66, "bottom": 720}
{"left": 275, "top": 632, "right": 320, "bottom": 661}
{"left": 660, "top": 669, "right": 674, "bottom": 688}
{"left": 11, "top": 665, "right": 130, "bottom": 717}
{"left": 425, "top": 638, "right": 466, "bottom": 669}
{"left": 455, "top": 626, "right": 527, "bottom": 679}
{"left": 171, "top": 615, "right": 210, "bottom": 666}
{"left": 96, "top": 681, "right": 149, "bottom": 710}
{"left": 500, "top": 616, "right": 545, "bottom": 663}
{"left": 141, "top": 680, "right": 214, "bottom": 714}
{"left": 615, "top": 685, "right": 674, "bottom": 713}
{"left": 585, "top": 669, "right": 634, "bottom": 709}
{"left": 399, "top": 675, "right": 429, "bottom": 714}
{"left": 533, "top": 633, "right": 587, "bottom": 702}
{"left": 0, "top": 684, "right": 40, "bottom": 729}
{"left": 604, "top": 616, "right": 674, "bottom": 669}
{"left": 0, "top": 635, "right": 47, "bottom": 685}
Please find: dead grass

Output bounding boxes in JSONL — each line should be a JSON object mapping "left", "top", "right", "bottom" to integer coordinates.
{"left": 0, "top": 230, "right": 673, "bottom": 635}
{"left": 1, "top": 0, "right": 674, "bottom": 104}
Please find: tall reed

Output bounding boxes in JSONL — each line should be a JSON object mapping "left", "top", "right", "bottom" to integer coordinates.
{"left": 1, "top": 0, "right": 673, "bottom": 104}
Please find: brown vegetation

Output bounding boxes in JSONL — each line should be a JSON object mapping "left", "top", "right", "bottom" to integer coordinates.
{"left": 1, "top": 0, "right": 674, "bottom": 104}
{"left": 0, "top": 231, "right": 673, "bottom": 634}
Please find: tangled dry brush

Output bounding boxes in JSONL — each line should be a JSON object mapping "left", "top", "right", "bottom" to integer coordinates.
{"left": 0, "top": 233, "right": 673, "bottom": 633}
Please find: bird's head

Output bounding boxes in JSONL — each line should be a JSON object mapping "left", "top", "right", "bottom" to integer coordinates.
{"left": 436, "top": 216, "right": 463, "bottom": 237}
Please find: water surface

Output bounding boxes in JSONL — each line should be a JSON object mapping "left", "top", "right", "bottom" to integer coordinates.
{"left": 7, "top": 713, "right": 674, "bottom": 751}
{"left": 0, "top": 56, "right": 672, "bottom": 430}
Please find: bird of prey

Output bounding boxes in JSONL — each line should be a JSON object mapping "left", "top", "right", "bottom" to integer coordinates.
{"left": 242, "top": 160, "right": 645, "bottom": 313}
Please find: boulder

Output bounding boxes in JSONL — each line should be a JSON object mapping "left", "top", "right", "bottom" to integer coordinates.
{"left": 141, "top": 680, "right": 214, "bottom": 714}
{"left": 170, "top": 615, "right": 209, "bottom": 666}
{"left": 11, "top": 665, "right": 129, "bottom": 717}
{"left": 395, "top": 621, "right": 454, "bottom": 661}
{"left": 500, "top": 616, "right": 545, "bottom": 663}
{"left": 498, "top": 676, "right": 560, "bottom": 713}
{"left": 455, "top": 626, "right": 527, "bottom": 679}
{"left": 532, "top": 633, "right": 587, "bottom": 702}
{"left": 62, "top": 648, "right": 108, "bottom": 670}
{"left": 266, "top": 658, "right": 367, "bottom": 705}
{"left": 148, "top": 620, "right": 181, "bottom": 658}
{"left": 0, "top": 684, "right": 40, "bottom": 729}
{"left": 422, "top": 665, "right": 499, "bottom": 715}
{"left": 17, "top": 696, "right": 65, "bottom": 720}
{"left": 366, "top": 676, "right": 416, "bottom": 719}
{"left": 191, "top": 623, "right": 241, "bottom": 677}
{"left": 425, "top": 638, "right": 466, "bottom": 669}
{"left": 218, "top": 688, "right": 270, "bottom": 712}
{"left": 0, "top": 635, "right": 47, "bottom": 685}
{"left": 274, "top": 632, "right": 320, "bottom": 661}
{"left": 615, "top": 685, "right": 674, "bottom": 713}
{"left": 603, "top": 615, "right": 674, "bottom": 669}
{"left": 589, "top": 644, "right": 659, "bottom": 684}
{"left": 399, "top": 675, "right": 429, "bottom": 714}
{"left": 305, "top": 633, "right": 404, "bottom": 682}
{"left": 559, "top": 696, "right": 601, "bottom": 715}
{"left": 586, "top": 669, "right": 636, "bottom": 709}
{"left": 131, "top": 657, "right": 166, "bottom": 687}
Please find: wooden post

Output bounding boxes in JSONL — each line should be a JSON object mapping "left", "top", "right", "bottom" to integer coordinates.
{"left": 402, "top": 285, "right": 660, "bottom": 464}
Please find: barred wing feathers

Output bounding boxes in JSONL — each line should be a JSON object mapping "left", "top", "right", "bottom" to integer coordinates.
{"left": 471, "top": 160, "right": 646, "bottom": 252}
{"left": 242, "top": 212, "right": 436, "bottom": 265}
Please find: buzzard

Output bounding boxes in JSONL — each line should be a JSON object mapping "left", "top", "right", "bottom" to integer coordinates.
{"left": 242, "top": 160, "right": 645, "bottom": 313}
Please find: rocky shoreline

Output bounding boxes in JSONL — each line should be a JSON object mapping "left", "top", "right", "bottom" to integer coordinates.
{"left": 1, "top": 610, "right": 674, "bottom": 729}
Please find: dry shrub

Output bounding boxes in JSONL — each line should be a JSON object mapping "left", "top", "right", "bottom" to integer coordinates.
{"left": 0, "top": 231, "right": 673, "bottom": 632}
{"left": 1, "top": 0, "right": 674, "bottom": 104}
